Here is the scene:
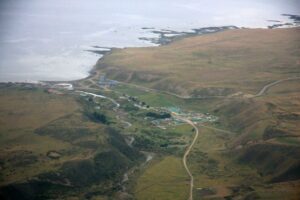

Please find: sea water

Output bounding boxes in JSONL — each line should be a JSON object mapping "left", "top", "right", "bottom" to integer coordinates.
{"left": 0, "top": 0, "right": 299, "bottom": 82}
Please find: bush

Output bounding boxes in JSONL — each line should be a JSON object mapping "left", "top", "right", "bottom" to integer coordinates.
{"left": 87, "top": 111, "right": 108, "bottom": 124}
{"left": 106, "top": 127, "right": 143, "bottom": 161}
{"left": 146, "top": 112, "right": 171, "bottom": 119}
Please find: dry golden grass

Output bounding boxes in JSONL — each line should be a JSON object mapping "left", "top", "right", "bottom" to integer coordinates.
{"left": 97, "top": 28, "right": 300, "bottom": 96}
{"left": 189, "top": 126, "right": 300, "bottom": 199}
{"left": 0, "top": 89, "right": 79, "bottom": 153}
{"left": 190, "top": 127, "right": 258, "bottom": 187}
{"left": 0, "top": 89, "right": 78, "bottom": 131}
{"left": 0, "top": 88, "right": 105, "bottom": 186}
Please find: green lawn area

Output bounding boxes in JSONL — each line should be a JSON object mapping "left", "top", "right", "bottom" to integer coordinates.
{"left": 134, "top": 156, "right": 189, "bottom": 200}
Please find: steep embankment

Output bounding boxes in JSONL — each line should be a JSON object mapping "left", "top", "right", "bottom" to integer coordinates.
{"left": 214, "top": 78, "right": 300, "bottom": 183}
{"left": 0, "top": 85, "right": 143, "bottom": 200}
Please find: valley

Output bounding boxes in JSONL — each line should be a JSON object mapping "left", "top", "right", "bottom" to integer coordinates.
{"left": 1, "top": 27, "right": 300, "bottom": 200}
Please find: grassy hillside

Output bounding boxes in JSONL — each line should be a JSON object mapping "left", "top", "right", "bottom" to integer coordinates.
{"left": 95, "top": 28, "right": 300, "bottom": 96}
{"left": 0, "top": 84, "right": 143, "bottom": 200}
{"left": 134, "top": 156, "right": 189, "bottom": 200}
{"left": 1, "top": 27, "right": 300, "bottom": 200}
{"left": 88, "top": 27, "right": 300, "bottom": 199}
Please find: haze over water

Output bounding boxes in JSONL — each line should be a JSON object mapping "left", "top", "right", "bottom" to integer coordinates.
{"left": 0, "top": 0, "right": 299, "bottom": 82}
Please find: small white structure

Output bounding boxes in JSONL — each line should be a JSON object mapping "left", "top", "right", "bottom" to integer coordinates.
{"left": 53, "top": 83, "right": 73, "bottom": 90}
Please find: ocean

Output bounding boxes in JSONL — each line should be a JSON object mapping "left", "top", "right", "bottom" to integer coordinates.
{"left": 0, "top": 0, "right": 299, "bottom": 82}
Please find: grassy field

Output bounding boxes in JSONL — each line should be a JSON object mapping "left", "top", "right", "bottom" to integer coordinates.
{"left": 0, "top": 87, "right": 80, "bottom": 184}
{"left": 134, "top": 156, "right": 189, "bottom": 200}
{"left": 0, "top": 87, "right": 78, "bottom": 131}
{"left": 114, "top": 84, "right": 222, "bottom": 113}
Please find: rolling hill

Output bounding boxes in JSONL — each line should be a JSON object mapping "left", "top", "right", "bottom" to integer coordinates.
{"left": 95, "top": 28, "right": 300, "bottom": 97}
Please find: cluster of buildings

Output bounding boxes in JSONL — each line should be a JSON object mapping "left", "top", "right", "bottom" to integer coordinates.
{"left": 46, "top": 83, "right": 74, "bottom": 94}
{"left": 98, "top": 75, "right": 118, "bottom": 88}
{"left": 52, "top": 83, "right": 73, "bottom": 90}
{"left": 148, "top": 106, "right": 218, "bottom": 129}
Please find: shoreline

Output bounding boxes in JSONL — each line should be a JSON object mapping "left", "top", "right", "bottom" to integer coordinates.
{"left": 63, "top": 26, "right": 300, "bottom": 88}
{"left": 1, "top": 25, "right": 299, "bottom": 102}
{"left": 71, "top": 25, "right": 240, "bottom": 85}
{"left": 1, "top": 17, "right": 300, "bottom": 85}
{"left": 1, "top": 25, "right": 239, "bottom": 85}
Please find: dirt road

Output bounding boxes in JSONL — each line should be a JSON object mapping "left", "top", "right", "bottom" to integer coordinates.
{"left": 253, "top": 77, "right": 300, "bottom": 97}
{"left": 173, "top": 115, "right": 199, "bottom": 200}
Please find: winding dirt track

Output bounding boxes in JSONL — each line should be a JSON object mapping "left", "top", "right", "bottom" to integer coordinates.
{"left": 177, "top": 77, "right": 300, "bottom": 200}
{"left": 107, "top": 76, "right": 300, "bottom": 100}
{"left": 253, "top": 77, "right": 300, "bottom": 97}
{"left": 77, "top": 76, "right": 298, "bottom": 200}
{"left": 173, "top": 115, "right": 199, "bottom": 200}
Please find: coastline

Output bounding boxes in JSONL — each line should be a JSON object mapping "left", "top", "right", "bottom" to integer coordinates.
{"left": 14, "top": 25, "right": 240, "bottom": 87}
{"left": 0, "top": 13, "right": 300, "bottom": 200}
{"left": 3, "top": 26, "right": 299, "bottom": 101}
{"left": 2, "top": 13, "right": 300, "bottom": 86}
{"left": 36, "top": 18, "right": 300, "bottom": 86}
{"left": 73, "top": 26, "right": 239, "bottom": 83}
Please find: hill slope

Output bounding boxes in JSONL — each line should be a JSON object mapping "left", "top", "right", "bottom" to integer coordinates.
{"left": 95, "top": 28, "right": 300, "bottom": 97}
